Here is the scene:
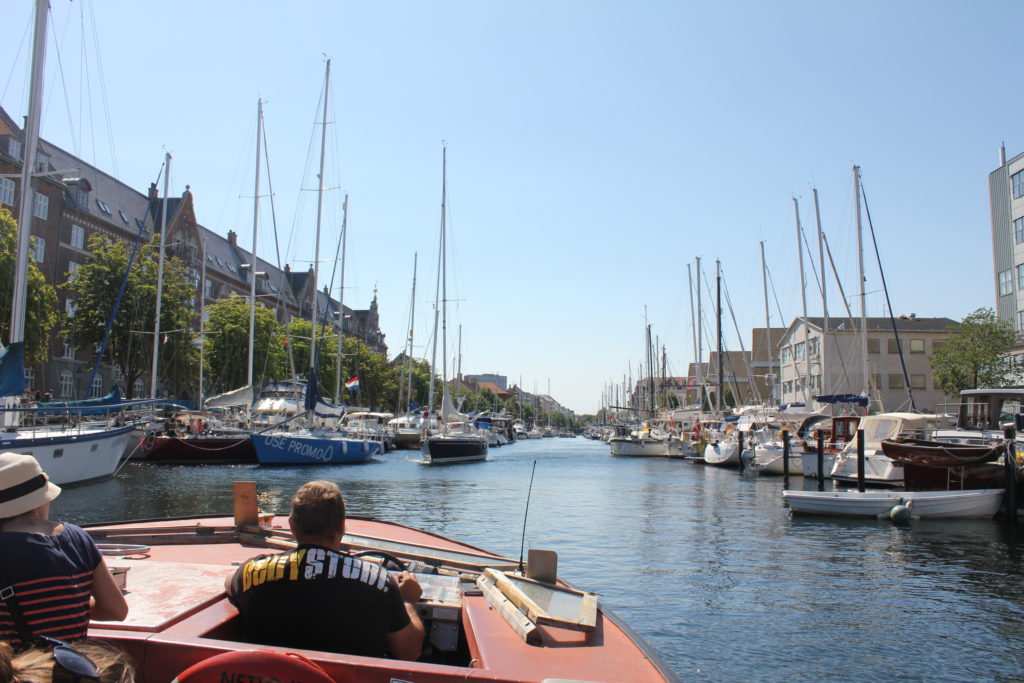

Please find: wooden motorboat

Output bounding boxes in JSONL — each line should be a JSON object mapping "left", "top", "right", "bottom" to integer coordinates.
{"left": 880, "top": 438, "right": 1007, "bottom": 491}
{"left": 83, "top": 483, "right": 676, "bottom": 682}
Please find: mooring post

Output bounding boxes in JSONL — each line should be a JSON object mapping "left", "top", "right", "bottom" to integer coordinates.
{"left": 856, "top": 428, "right": 866, "bottom": 493}
{"left": 737, "top": 430, "right": 745, "bottom": 472}
{"left": 782, "top": 429, "right": 790, "bottom": 487}
{"left": 816, "top": 429, "right": 825, "bottom": 492}
{"left": 1004, "top": 425, "right": 1018, "bottom": 523}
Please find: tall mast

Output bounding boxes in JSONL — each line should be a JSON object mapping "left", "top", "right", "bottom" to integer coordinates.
{"left": 247, "top": 99, "right": 263, "bottom": 391}
{"left": 425, "top": 146, "right": 446, "bottom": 423}
{"left": 149, "top": 151, "right": 171, "bottom": 399}
{"left": 687, "top": 263, "right": 698, "bottom": 408}
{"left": 813, "top": 187, "right": 829, "bottom": 401}
{"left": 716, "top": 259, "right": 723, "bottom": 414}
{"left": 854, "top": 165, "right": 869, "bottom": 398}
{"left": 309, "top": 59, "right": 330, "bottom": 371}
{"left": 199, "top": 236, "right": 207, "bottom": 406}
{"left": 760, "top": 241, "right": 771, "bottom": 403}
{"left": 400, "top": 253, "right": 418, "bottom": 412}
{"left": 695, "top": 257, "right": 703, "bottom": 409}
{"left": 333, "top": 194, "right": 349, "bottom": 403}
{"left": 440, "top": 145, "right": 448, "bottom": 384}
{"left": 793, "top": 197, "right": 811, "bottom": 404}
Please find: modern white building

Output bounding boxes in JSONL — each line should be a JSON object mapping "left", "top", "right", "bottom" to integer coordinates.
{"left": 990, "top": 145, "right": 1024, "bottom": 336}
{"left": 777, "top": 316, "right": 959, "bottom": 414}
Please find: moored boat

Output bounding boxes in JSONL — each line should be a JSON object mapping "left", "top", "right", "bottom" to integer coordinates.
{"left": 84, "top": 483, "right": 678, "bottom": 682}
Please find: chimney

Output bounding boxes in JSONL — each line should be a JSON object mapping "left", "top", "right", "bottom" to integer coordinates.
{"left": 284, "top": 264, "right": 291, "bottom": 274}
{"left": 227, "top": 230, "right": 237, "bottom": 246}
{"left": 323, "top": 285, "right": 329, "bottom": 295}
{"left": 1000, "top": 143, "right": 1007, "bottom": 167}
{"left": 148, "top": 182, "right": 159, "bottom": 200}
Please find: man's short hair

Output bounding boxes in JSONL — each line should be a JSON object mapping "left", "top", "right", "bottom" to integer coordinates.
{"left": 290, "top": 480, "right": 346, "bottom": 539}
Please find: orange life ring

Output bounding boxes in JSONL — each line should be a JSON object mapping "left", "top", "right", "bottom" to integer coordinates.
{"left": 173, "top": 649, "right": 336, "bottom": 683}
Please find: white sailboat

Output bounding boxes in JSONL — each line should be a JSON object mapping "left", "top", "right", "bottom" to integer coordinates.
{"left": 0, "top": 0, "right": 136, "bottom": 486}
{"left": 420, "top": 145, "right": 487, "bottom": 465}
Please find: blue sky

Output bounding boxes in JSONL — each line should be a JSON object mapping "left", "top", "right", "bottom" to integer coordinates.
{"left": 2, "top": 1, "right": 1019, "bottom": 415}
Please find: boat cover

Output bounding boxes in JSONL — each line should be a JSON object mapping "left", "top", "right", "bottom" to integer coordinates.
{"left": 204, "top": 385, "right": 253, "bottom": 408}
{"left": 0, "top": 342, "right": 24, "bottom": 398}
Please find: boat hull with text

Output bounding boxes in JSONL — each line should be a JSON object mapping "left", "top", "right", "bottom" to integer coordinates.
{"left": 251, "top": 432, "right": 380, "bottom": 464}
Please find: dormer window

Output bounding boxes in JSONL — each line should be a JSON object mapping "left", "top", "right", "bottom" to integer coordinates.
{"left": 35, "top": 152, "right": 49, "bottom": 173}
{"left": 95, "top": 199, "right": 112, "bottom": 215}
{"left": 7, "top": 139, "right": 21, "bottom": 160}
{"left": 118, "top": 209, "right": 129, "bottom": 224}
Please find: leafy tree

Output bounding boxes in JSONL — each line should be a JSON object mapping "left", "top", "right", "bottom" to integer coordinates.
{"left": 0, "top": 208, "right": 58, "bottom": 365}
{"left": 63, "top": 234, "right": 197, "bottom": 397}
{"left": 337, "top": 336, "right": 400, "bottom": 410}
{"left": 202, "top": 296, "right": 287, "bottom": 395}
{"left": 393, "top": 358, "right": 434, "bottom": 413}
{"left": 930, "top": 308, "right": 1020, "bottom": 396}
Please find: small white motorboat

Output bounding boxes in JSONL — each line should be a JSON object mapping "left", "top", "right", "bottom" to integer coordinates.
{"left": 782, "top": 490, "right": 902, "bottom": 518}
{"left": 900, "top": 489, "right": 1005, "bottom": 519}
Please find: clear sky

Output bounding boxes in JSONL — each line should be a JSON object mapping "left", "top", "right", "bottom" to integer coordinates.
{"left": 2, "top": 1, "right": 1020, "bottom": 415}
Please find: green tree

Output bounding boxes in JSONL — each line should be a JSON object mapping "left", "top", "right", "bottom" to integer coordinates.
{"left": 63, "top": 233, "right": 197, "bottom": 397}
{"left": 930, "top": 308, "right": 1020, "bottom": 397}
{"left": 202, "top": 296, "right": 287, "bottom": 395}
{"left": 0, "top": 208, "right": 58, "bottom": 366}
{"left": 337, "top": 336, "right": 400, "bottom": 410}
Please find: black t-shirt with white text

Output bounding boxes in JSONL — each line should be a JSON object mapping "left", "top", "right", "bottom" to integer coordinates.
{"left": 228, "top": 545, "right": 410, "bottom": 657}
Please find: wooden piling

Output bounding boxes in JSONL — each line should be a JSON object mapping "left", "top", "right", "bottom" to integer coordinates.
{"left": 782, "top": 429, "right": 790, "bottom": 487}
{"left": 856, "top": 429, "right": 865, "bottom": 493}
{"left": 737, "top": 431, "right": 745, "bottom": 472}
{"left": 816, "top": 429, "right": 825, "bottom": 492}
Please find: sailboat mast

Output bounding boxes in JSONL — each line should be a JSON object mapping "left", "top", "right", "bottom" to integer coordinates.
{"left": 793, "top": 197, "right": 811, "bottom": 404}
{"left": 854, "top": 165, "right": 869, "bottom": 398}
{"left": 149, "top": 151, "right": 171, "bottom": 399}
{"left": 425, "top": 148, "right": 445, "bottom": 422}
{"left": 333, "top": 194, "right": 349, "bottom": 403}
{"left": 401, "top": 253, "right": 418, "bottom": 412}
{"left": 247, "top": 99, "right": 263, "bottom": 391}
{"left": 716, "top": 259, "right": 723, "bottom": 414}
{"left": 10, "top": 0, "right": 46, "bottom": 350}
{"left": 440, "top": 144, "right": 448, "bottom": 384}
{"left": 310, "top": 59, "right": 331, "bottom": 371}
{"left": 813, "top": 188, "right": 829, "bottom": 400}
{"left": 695, "top": 257, "right": 703, "bottom": 409}
{"left": 687, "top": 263, "right": 698, "bottom": 408}
{"left": 760, "top": 241, "right": 771, "bottom": 403}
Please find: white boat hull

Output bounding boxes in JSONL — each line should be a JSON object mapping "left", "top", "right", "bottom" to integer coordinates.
{"left": 901, "top": 489, "right": 1004, "bottom": 518}
{"left": 830, "top": 452, "right": 903, "bottom": 487}
{"left": 0, "top": 424, "right": 136, "bottom": 486}
{"left": 783, "top": 490, "right": 902, "bottom": 518}
{"left": 750, "top": 444, "right": 804, "bottom": 475}
{"left": 801, "top": 451, "right": 836, "bottom": 478}
{"left": 704, "top": 440, "right": 740, "bottom": 467}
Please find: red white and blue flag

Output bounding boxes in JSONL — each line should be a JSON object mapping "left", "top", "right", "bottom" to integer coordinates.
{"left": 344, "top": 376, "right": 360, "bottom": 391}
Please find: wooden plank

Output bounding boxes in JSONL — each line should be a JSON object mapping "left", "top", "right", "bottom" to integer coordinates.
{"left": 482, "top": 568, "right": 597, "bottom": 633}
{"left": 233, "top": 481, "right": 259, "bottom": 527}
{"left": 476, "top": 573, "right": 539, "bottom": 645}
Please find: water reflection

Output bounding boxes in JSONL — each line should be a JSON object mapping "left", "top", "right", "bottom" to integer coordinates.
{"left": 51, "top": 437, "right": 1024, "bottom": 680}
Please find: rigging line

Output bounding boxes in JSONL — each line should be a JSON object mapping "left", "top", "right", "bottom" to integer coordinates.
{"left": 87, "top": 0, "right": 118, "bottom": 178}
{"left": 260, "top": 114, "right": 296, "bottom": 380}
{"left": 48, "top": 3, "right": 80, "bottom": 157}
{"left": 721, "top": 276, "right": 762, "bottom": 405}
{"left": 820, "top": 230, "right": 856, "bottom": 397}
{"left": 0, "top": 10, "right": 32, "bottom": 105}
{"left": 860, "top": 176, "right": 916, "bottom": 411}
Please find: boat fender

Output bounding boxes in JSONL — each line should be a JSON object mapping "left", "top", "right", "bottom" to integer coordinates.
{"left": 173, "top": 650, "right": 336, "bottom": 683}
{"left": 889, "top": 503, "right": 912, "bottom": 524}
{"left": 97, "top": 543, "right": 151, "bottom": 556}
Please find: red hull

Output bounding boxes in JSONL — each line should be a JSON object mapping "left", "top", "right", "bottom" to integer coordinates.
{"left": 140, "top": 435, "right": 256, "bottom": 464}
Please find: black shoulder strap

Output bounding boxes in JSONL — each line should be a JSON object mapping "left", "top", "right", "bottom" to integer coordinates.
{"left": 0, "top": 556, "right": 35, "bottom": 644}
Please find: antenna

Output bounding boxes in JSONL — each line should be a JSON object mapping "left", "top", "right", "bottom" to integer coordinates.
{"left": 517, "top": 460, "right": 538, "bottom": 573}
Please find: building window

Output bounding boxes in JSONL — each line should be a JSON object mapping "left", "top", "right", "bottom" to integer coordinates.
{"left": 24, "top": 367, "right": 34, "bottom": 391}
{"left": 59, "top": 370, "right": 74, "bottom": 398}
{"left": 909, "top": 339, "right": 925, "bottom": 354}
{"left": 808, "top": 337, "right": 820, "bottom": 357}
{"left": 1016, "top": 217, "right": 1024, "bottom": 244}
{"left": 933, "top": 339, "right": 946, "bottom": 352}
{"left": 887, "top": 339, "right": 900, "bottom": 353}
{"left": 132, "top": 378, "right": 144, "bottom": 398}
{"left": 95, "top": 199, "right": 112, "bottom": 215}
{"left": 870, "top": 374, "right": 881, "bottom": 391}
{"left": 204, "top": 279, "right": 213, "bottom": 298}
{"left": 65, "top": 299, "right": 76, "bottom": 318}
{"left": 888, "top": 374, "right": 905, "bottom": 390}
{"left": 867, "top": 338, "right": 880, "bottom": 354}
{"left": 67, "top": 261, "right": 80, "bottom": 282}
{"left": 1018, "top": 264, "right": 1024, "bottom": 290}
{"left": 35, "top": 153, "right": 49, "bottom": 173}
{"left": 31, "top": 236, "right": 44, "bottom": 263}
{"left": 7, "top": 138, "right": 21, "bottom": 160}
{"left": 71, "top": 225, "right": 85, "bottom": 249}
{"left": 90, "top": 375, "right": 103, "bottom": 398}
{"left": 0, "top": 178, "right": 14, "bottom": 206}
{"left": 910, "top": 374, "right": 926, "bottom": 390}
{"left": 32, "top": 193, "right": 48, "bottom": 219}
{"left": 63, "top": 340, "right": 75, "bottom": 359}
{"left": 1000, "top": 269, "right": 1013, "bottom": 296}
{"left": 794, "top": 342, "right": 805, "bottom": 360}
{"left": 118, "top": 209, "right": 129, "bottom": 224}
{"left": 1014, "top": 170, "right": 1024, "bottom": 199}
{"left": 114, "top": 364, "right": 124, "bottom": 383}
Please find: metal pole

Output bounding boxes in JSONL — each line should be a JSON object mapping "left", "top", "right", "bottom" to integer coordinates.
{"left": 247, "top": 99, "right": 262, "bottom": 391}
{"left": 856, "top": 428, "right": 866, "bottom": 493}
{"left": 150, "top": 152, "right": 171, "bottom": 399}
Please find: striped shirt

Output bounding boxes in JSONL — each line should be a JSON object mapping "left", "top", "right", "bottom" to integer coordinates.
{"left": 0, "top": 522, "right": 100, "bottom": 645}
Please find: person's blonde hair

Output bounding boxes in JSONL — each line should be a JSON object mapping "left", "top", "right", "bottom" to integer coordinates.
{"left": 289, "top": 480, "right": 345, "bottom": 539}
{"left": 0, "top": 639, "right": 135, "bottom": 682}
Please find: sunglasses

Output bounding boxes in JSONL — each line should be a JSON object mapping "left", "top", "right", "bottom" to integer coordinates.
{"left": 37, "top": 636, "right": 100, "bottom": 683}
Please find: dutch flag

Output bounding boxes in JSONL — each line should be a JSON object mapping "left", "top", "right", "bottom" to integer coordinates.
{"left": 344, "top": 376, "right": 360, "bottom": 391}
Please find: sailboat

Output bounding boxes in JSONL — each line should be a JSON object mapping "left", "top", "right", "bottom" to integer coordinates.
{"left": 0, "top": 0, "right": 138, "bottom": 486}
{"left": 420, "top": 145, "right": 487, "bottom": 464}
{"left": 249, "top": 60, "right": 379, "bottom": 466}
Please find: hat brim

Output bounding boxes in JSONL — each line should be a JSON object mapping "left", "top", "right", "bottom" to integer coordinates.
{"left": 0, "top": 476, "right": 61, "bottom": 518}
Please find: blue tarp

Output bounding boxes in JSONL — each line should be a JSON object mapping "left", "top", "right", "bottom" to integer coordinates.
{"left": 36, "top": 386, "right": 124, "bottom": 415}
{"left": 0, "top": 342, "right": 25, "bottom": 398}
{"left": 814, "top": 394, "right": 869, "bottom": 407}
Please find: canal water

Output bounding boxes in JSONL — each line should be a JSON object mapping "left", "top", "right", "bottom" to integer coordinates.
{"left": 53, "top": 436, "right": 1024, "bottom": 681}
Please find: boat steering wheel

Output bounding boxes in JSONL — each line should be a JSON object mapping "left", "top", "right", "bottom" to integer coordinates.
{"left": 351, "top": 549, "right": 408, "bottom": 572}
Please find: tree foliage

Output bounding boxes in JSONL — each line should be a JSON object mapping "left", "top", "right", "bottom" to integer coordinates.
{"left": 202, "top": 296, "right": 287, "bottom": 395}
{"left": 0, "top": 207, "right": 58, "bottom": 365}
{"left": 63, "top": 233, "right": 197, "bottom": 397}
{"left": 930, "top": 308, "right": 1020, "bottom": 397}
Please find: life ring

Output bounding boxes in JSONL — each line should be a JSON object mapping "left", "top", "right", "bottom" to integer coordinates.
{"left": 173, "top": 650, "right": 336, "bottom": 683}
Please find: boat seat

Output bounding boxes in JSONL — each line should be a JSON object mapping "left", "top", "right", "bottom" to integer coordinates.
{"left": 172, "top": 649, "right": 336, "bottom": 682}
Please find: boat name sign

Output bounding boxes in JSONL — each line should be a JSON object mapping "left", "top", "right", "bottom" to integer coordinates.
{"left": 264, "top": 434, "right": 333, "bottom": 462}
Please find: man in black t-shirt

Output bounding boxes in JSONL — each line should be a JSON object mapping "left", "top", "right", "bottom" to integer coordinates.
{"left": 227, "top": 480, "right": 424, "bottom": 660}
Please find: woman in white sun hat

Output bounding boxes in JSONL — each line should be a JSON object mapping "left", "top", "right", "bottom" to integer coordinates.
{"left": 0, "top": 452, "right": 128, "bottom": 648}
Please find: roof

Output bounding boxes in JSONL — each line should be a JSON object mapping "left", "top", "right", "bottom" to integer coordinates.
{"left": 802, "top": 316, "right": 960, "bottom": 334}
